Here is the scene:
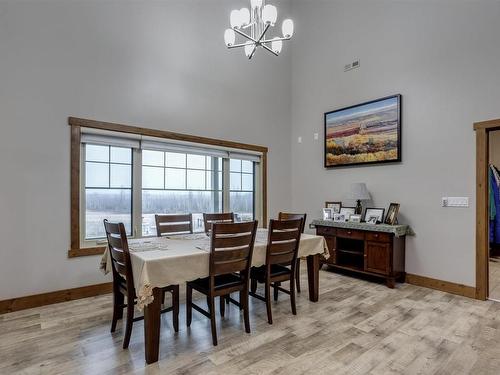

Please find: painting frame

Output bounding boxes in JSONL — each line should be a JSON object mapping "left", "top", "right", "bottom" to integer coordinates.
{"left": 324, "top": 94, "right": 402, "bottom": 168}
{"left": 384, "top": 202, "right": 400, "bottom": 225}
{"left": 364, "top": 208, "right": 385, "bottom": 224}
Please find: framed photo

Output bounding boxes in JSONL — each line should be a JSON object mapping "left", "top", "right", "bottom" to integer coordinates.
{"left": 333, "top": 213, "right": 346, "bottom": 222}
{"left": 364, "top": 208, "right": 385, "bottom": 224}
{"left": 384, "top": 203, "right": 400, "bottom": 225}
{"left": 322, "top": 208, "right": 333, "bottom": 221}
{"left": 339, "top": 207, "right": 356, "bottom": 220}
{"left": 349, "top": 214, "right": 362, "bottom": 223}
{"left": 325, "top": 201, "right": 342, "bottom": 214}
{"left": 324, "top": 94, "right": 402, "bottom": 168}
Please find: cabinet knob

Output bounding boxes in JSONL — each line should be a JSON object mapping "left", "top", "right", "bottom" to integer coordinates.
{"left": 347, "top": 231, "right": 352, "bottom": 235}
{"left": 374, "top": 234, "right": 379, "bottom": 238}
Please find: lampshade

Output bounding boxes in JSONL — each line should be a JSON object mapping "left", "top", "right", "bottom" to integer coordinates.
{"left": 239, "top": 7, "right": 250, "bottom": 26}
{"left": 224, "top": 29, "right": 236, "bottom": 46}
{"left": 230, "top": 9, "right": 242, "bottom": 29}
{"left": 349, "top": 183, "right": 371, "bottom": 200}
{"left": 262, "top": 4, "right": 277, "bottom": 25}
{"left": 282, "top": 19, "right": 294, "bottom": 38}
{"left": 244, "top": 42, "right": 254, "bottom": 57}
{"left": 250, "top": 0, "right": 263, "bottom": 9}
{"left": 271, "top": 38, "right": 282, "bottom": 54}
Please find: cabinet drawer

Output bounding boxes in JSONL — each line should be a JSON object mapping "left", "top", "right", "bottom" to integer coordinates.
{"left": 337, "top": 228, "right": 364, "bottom": 240}
{"left": 366, "top": 232, "right": 391, "bottom": 243}
{"left": 316, "top": 226, "right": 336, "bottom": 236}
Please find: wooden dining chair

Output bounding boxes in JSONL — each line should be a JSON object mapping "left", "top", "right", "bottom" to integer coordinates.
{"left": 249, "top": 218, "right": 303, "bottom": 325}
{"left": 203, "top": 212, "right": 235, "bottom": 235}
{"left": 104, "top": 220, "right": 180, "bottom": 349}
{"left": 155, "top": 213, "right": 193, "bottom": 236}
{"left": 186, "top": 220, "right": 258, "bottom": 346}
{"left": 278, "top": 212, "right": 307, "bottom": 293}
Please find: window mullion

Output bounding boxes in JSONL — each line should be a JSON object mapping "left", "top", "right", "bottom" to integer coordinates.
{"left": 223, "top": 158, "right": 230, "bottom": 213}
{"left": 132, "top": 148, "right": 142, "bottom": 238}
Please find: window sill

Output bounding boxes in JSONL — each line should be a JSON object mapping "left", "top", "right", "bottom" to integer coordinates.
{"left": 68, "top": 246, "right": 106, "bottom": 258}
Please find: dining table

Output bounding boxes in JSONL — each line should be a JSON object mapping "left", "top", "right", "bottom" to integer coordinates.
{"left": 100, "top": 228, "right": 328, "bottom": 364}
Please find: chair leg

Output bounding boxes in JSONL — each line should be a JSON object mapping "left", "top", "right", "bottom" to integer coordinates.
{"left": 220, "top": 295, "right": 226, "bottom": 318}
{"left": 123, "top": 296, "right": 134, "bottom": 349}
{"left": 273, "top": 282, "right": 280, "bottom": 301}
{"left": 290, "top": 274, "right": 297, "bottom": 315}
{"left": 186, "top": 284, "right": 193, "bottom": 327}
{"left": 208, "top": 296, "right": 218, "bottom": 346}
{"left": 265, "top": 281, "right": 273, "bottom": 325}
{"left": 172, "top": 286, "right": 179, "bottom": 333}
{"left": 296, "top": 258, "right": 301, "bottom": 293}
{"left": 238, "top": 290, "right": 244, "bottom": 310}
{"left": 243, "top": 289, "right": 250, "bottom": 333}
{"left": 111, "top": 290, "right": 124, "bottom": 333}
{"left": 226, "top": 294, "right": 230, "bottom": 304}
{"left": 251, "top": 279, "right": 257, "bottom": 293}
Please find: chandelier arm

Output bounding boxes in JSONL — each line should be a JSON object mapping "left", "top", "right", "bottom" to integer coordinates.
{"left": 261, "top": 36, "right": 292, "bottom": 44}
{"left": 233, "top": 28, "right": 258, "bottom": 43}
{"left": 227, "top": 43, "right": 253, "bottom": 49}
{"left": 260, "top": 43, "right": 279, "bottom": 57}
{"left": 256, "top": 23, "right": 271, "bottom": 43}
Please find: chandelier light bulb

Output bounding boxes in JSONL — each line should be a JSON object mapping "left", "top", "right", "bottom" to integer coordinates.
{"left": 224, "top": 29, "right": 236, "bottom": 46}
{"left": 250, "top": 0, "right": 263, "bottom": 9}
{"left": 230, "top": 9, "right": 242, "bottom": 29}
{"left": 271, "top": 38, "right": 283, "bottom": 54}
{"left": 239, "top": 7, "right": 250, "bottom": 26}
{"left": 244, "top": 42, "right": 254, "bottom": 57}
{"left": 282, "top": 19, "right": 294, "bottom": 38}
{"left": 262, "top": 4, "right": 278, "bottom": 25}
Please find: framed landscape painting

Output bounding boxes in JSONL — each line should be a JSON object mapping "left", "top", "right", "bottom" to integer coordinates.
{"left": 324, "top": 94, "right": 401, "bottom": 168}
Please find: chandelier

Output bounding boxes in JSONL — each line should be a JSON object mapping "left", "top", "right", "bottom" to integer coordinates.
{"left": 223, "top": 0, "right": 294, "bottom": 59}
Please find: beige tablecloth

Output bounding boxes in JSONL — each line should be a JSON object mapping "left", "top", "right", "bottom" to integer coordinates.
{"left": 100, "top": 229, "right": 328, "bottom": 309}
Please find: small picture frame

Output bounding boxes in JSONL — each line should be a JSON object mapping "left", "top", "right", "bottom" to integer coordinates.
{"left": 364, "top": 208, "right": 385, "bottom": 224}
{"left": 385, "top": 203, "right": 400, "bottom": 225}
{"left": 333, "top": 213, "right": 346, "bottom": 222}
{"left": 325, "top": 201, "right": 342, "bottom": 214}
{"left": 339, "top": 207, "right": 356, "bottom": 220}
{"left": 349, "top": 214, "right": 362, "bottom": 223}
{"left": 322, "top": 208, "right": 333, "bottom": 221}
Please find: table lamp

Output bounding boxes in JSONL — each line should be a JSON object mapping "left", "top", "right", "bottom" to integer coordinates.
{"left": 349, "top": 183, "right": 371, "bottom": 215}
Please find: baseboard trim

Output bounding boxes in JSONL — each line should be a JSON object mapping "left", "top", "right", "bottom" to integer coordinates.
{"left": 406, "top": 273, "right": 476, "bottom": 299}
{"left": 0, "top": 282, "right": 112, "bottom": 315}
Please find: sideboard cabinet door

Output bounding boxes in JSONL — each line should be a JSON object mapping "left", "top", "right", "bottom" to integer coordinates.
{"left": 364, "top": 241, "right": 391, "bottom": 275}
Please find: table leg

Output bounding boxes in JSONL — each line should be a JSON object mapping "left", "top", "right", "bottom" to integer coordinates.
{"left": 306, "top": 254, "right": 319, "bottom": 302}
{"left": 144, "top": 287, "right": 162, "bottom": 364}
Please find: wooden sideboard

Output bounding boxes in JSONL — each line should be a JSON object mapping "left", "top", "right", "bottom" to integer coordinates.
{"left": 315, "top": 224, "right": 406, "bottom": 288}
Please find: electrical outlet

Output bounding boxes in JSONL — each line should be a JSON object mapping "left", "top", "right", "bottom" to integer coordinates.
{"left": 344, "top": 59, "right": 360, "bottom": 72}
{"left": 313, "top": 133, "right": 319, "bottom": 140}
{"left": 297, "top": 136, "right": 302, "bottom": 144}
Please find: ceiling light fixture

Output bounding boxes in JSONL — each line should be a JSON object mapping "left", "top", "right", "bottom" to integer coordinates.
{"left": 223, "top": 0, "right": 294, "bottom": 59}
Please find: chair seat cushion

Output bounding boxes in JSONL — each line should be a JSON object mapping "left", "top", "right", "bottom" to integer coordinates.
{"left": 189, "top": 273, "right": 244, "bottom": 293}
{"left": 250, "top": 264, "right": 291, "bottom": 282}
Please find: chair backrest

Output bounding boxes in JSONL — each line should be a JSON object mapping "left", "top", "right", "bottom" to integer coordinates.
{"left": 203, "top": 212, "right": 235, "bottom": 235}
{"left": 278, "top": 212, "right": 307, "bottom": 233}
{"left": 265, "top": 218, "right": 303, "bottom": 268}
{"left": 155, "top": 213, "right": 193, "bottom": 237}
{"left": 209, "top": 221, "right": 258, "bottom": 277}
{"left": 103, "top": 220, "right": 134, "bottom": 291}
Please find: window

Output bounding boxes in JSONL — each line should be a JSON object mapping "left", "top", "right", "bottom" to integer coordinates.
{"left": 229, "top": 159, "right": 255, "bottom": 221}
{"left": 70, "top": 119, "right": 267, "bottom": 255}
{"left": 84, "top": 144, "right": 132, "bottom": 239}
{"left": 142, "top": 151, "right": 223, "bottom": 235}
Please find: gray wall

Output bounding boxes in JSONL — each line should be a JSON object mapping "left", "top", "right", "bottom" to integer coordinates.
{"left": 0, "top": 0, "right": 292, "bottom": 299}
{"left": 490, "top": 131, "right": 500, "bottom": 167}
{"left": 289, "top": 0, "right": 500, "bottom": 286}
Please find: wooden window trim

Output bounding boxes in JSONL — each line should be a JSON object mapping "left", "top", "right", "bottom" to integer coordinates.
{"left": 68, "top": 117, "right": 268, "bottom": 258}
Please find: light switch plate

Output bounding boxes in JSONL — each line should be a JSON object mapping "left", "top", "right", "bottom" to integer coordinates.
{"left": 442, "top": 197, "right": 469, "bottom": 207}
{"left": 313, "top": 133, "right": 319, "bottom": 140}
{"left": 297, "top": 136, "right": 302, "bottom": 144}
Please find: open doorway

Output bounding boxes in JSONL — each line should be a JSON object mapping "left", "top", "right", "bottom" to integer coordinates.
{"left": 474, "top": 119, "right": 500, "bottom": 301}
{"left": 488, "top": 131, "right": 500, "bottom": 301}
